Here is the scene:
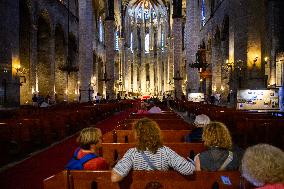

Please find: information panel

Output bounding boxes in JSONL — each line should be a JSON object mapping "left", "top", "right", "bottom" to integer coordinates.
{"left": 188, "top": 93, "right": 205, "bottom": 102}
{"left": 237, "top": 89, "right": 279, "bottom": 110}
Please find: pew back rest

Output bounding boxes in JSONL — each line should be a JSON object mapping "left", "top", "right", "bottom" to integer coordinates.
{"left": 103, "top": 130, "right": 192, "bottom": 143}
{"left": 44, "top": 170, "right": 69, "bottom": 189}
{"left": 45, "top": 170, "right": 250, "bottom": 189}
{"left": 101, "top": 143, "right": 205, "bottom": 166}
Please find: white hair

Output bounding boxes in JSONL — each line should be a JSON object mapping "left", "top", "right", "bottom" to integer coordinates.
{"left": 194, "top": 114, "right": 210, "bottom": 127}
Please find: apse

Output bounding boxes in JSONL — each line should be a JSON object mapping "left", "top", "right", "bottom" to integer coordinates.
{"left": 123, "top": 0, "right": 169, "bottom": 96}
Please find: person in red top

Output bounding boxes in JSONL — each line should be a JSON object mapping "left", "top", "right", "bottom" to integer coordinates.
{"left": 75, "top": 127, "right": 108, "bottom": 170}
{"left": 241, "top": 144, "right": 284, "bottom": 189}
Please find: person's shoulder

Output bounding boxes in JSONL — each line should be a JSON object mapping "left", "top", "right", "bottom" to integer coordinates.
{"left": 125, "top": 147, "right": 138, "bottom": 154}
{"left": 85, "top": 157, "right": 109, "bottom": 170}
{"left": 199, "top": 149, "right": 213, "bottom": 157}
{"left": 161, "top": 145, "right": 175, "bottom": 153}
{"left": 257, "top": 184, "right": 284, "bottom": 189}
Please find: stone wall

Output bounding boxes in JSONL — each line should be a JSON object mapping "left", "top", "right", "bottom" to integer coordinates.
{"left": 0, "top": 0, "right": 20, "bottom": 107}
{"left": 185, "top": 0, "right": 279, "bottom": 104}
{"left": 0, "top": 0, "right": 79, "bottom": 106}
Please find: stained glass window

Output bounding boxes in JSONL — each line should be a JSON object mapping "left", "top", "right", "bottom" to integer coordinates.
{"left": 144, "top": 9, "right": 149, "bottom": 20}
{"left": 137, "top": 7, "right": 142, "bottom": 19}
{"left": 201, "top": 0, "right": 206, "bottom": 26}
{"left": 145, "top": 33, "right": 150, "bottom": 53}
{"left": 115, "top": 31, "right": 119, "bottom": 50}
{"left": 161, "top": 32, "right": 164, "bottom": 51}
{"left": 130, "top": 32, "right": 133, "bottom": 53}
{"left": 99, "top": 17, "right": 104, "bottom": 43}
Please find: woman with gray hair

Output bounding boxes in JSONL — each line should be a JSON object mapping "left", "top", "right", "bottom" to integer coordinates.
{"left": 241, "top": 144, "right": 284, "bottom": 189}
{"left": 184, "top": 114, "right": 210, "bottom": 142}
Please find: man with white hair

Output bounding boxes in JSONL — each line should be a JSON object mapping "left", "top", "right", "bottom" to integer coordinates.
{"left": 185, "top": 114, "right": 210, "bottom": 142}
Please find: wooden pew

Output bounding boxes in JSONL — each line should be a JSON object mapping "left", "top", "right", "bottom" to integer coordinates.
{"left": 103, "top": 130, "right": 191, "bottom": 143}
{"left": 44, "top": 170, "right": 251, "bottom": 189}
{"left": 129, "top": 113, "right": 181, "bottom": 119}
{"left": 101, "top": 143, "right": 205, "bottom": 166}
{"left": 115, "top": 119, "right": 193, "bottom": 130}
{"left": 44, "top": 170, "right": 69, "bottom": 189}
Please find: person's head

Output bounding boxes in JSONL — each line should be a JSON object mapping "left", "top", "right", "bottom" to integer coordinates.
{"left": 202, "top": 122, "right": 232, "bottom": 150}
{"left": 241, "top": 144, "right": 284, "bottom": 187}
{"left": 77, "top": 127, "right": 102, "bottom": 151}
{"left": 194, "top": 114, "right": 210, "bottom": 127}
{"left": 133, "top": 118, "right": 163, "bottom": 153}
{"left": 140, "top": 102, "right": 147, "bottom": 110}
{"left": 149, "top": 101, "right": 155, "bottom": 108}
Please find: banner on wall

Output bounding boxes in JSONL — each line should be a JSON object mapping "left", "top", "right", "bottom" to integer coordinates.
{"left": 188, "top": 93, "right": 205, "bottom": 102}
{"left": 237, "top": 89, "right": 280, "bottom": 110}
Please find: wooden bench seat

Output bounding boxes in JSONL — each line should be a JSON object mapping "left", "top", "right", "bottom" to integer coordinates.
{"left": 103, "top": 130, "right": 191, "bottom": 143}
{"left": 101, "top": 143, "right": 204, "bottom": 166}
{"left": 44, "top": 170, "right": 251, "bottom": 189}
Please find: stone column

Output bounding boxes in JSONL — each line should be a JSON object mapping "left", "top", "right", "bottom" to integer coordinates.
{"left": 30, "top": 5, "right": 38, "bottom": 95}
{"left": 268, "top": 0, "right": 278, "bottom": 86}
{"left": 104, "top": 0, "right": 115, "bottom": 99}
{"left": 186, "top": 0, "right": 200, "bottom": 94}
{"left": 211, "top": 42, "right": 222, "bottom": 93}
{"left": 172, "top": 0, "right": 183, "bottom": 99}
{"left": 150, "top": 53, "right": 155, "bottom": 95}
{"left": 167, "top": 38, "right": 174, "bottom": 93}
{"left": 133, "top": 58, "right": 138, "bottom": 93}
{"left": 105, "top": 19, "right": 115, "bottom": 99}
{"left": 49, "top": 31, "right": 55, "bottom": 99}
{"left": 78, "top": 0, "right": 93, "bottom": 102}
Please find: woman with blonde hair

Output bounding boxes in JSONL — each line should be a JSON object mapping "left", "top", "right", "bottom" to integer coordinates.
{"left": 111, "top": 118, "right": 194, "bottom": 182}
{"left": 241, "top": 144, "right": 284, "bottom": 189}
{"left": 66, "top": 127, "right": 108, "bottom": 170}
{"left": 194, "top": 122, "right": 242, "bottom": 171}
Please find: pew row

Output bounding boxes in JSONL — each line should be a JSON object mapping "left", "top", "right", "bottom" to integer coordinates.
{"left": 101, "top": 143, "right": 205, "bottom": 166}
{"left": 114, "top": 121, "right": 193, "bottom": 130}
{"left": 103, "top": 130, "right": 191, "bottom": 143}
{"left": 44, "top": 170, "right": 251, "bottom": 189}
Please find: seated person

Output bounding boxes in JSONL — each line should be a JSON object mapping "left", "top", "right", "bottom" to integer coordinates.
{"left": 194, "top": 122, "right": 243, "bottom": 171}
{"left": 148, "top": 102, "right": 162, "bottom": 114}
{"left": 241, "top": 144, "right": 284, "bottom": 189}
{"left": 137, "top": 102, "right": 149, "bottom": 114}
{"left": 185, "top": 114, "right": 210, "bottom": 142}
{"left": 69, "top": 127, "right": 108, "bottom": 170}
{"left": 111, "top": 118, "right": 195, "bottom": 182}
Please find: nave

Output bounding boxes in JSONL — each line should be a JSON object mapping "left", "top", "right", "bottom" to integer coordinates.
{"left": 1, "top": 100, "right": 283, "bottom": 189}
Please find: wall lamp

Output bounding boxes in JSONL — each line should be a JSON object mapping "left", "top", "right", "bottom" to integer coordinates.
{"left": 253, "top": 56, "right": 258, "bottom": 66}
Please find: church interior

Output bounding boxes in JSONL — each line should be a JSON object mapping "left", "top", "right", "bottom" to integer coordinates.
{"left": 0, "top": 0, "right": 283, "bottom": 189}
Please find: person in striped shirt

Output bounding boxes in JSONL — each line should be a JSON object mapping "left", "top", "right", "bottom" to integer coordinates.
{"left": 111, "top": 118, "right": 195, "bottom": 182}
